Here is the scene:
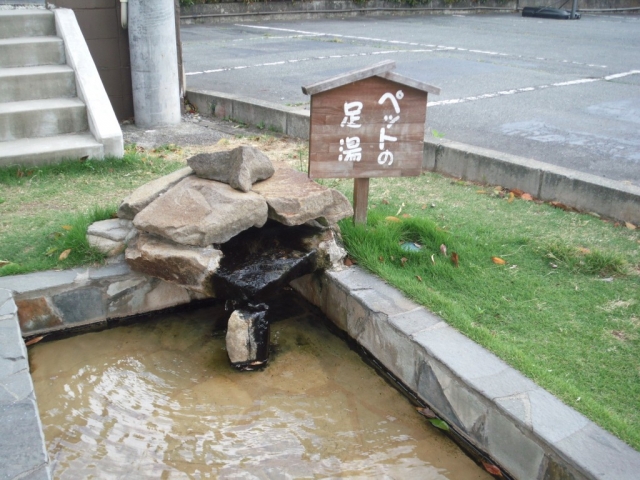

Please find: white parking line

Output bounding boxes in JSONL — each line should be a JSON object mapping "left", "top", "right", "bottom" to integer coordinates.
{"left": 235, "top": 24, "right": 609, "bottom": 69}
{"left": 186, "top": 49, "right": 436, "bottom": 76}
{"left": 427, "top": 70, "right": 640, "bottom": 107}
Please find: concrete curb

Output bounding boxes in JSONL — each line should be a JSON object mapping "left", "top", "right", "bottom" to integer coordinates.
{"left": 291, "top": 268, "right": 640, "bottom": 480}
{"left": 54, "top": 8, "right": 124, "bottom": 158}
{"left": 186, "top": 88, "right": 640, "bottom": 224}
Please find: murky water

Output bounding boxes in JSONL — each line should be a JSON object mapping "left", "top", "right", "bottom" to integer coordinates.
{"left": 30, "top": 298, "right": 490, "bottom": 480}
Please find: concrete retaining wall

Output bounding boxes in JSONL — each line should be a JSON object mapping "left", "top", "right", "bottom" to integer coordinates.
{"left": 180, "top": 0, "right": 640, "bottom": 24}
{"left": 186, "top": 88, "right": 640, "bottom": 224}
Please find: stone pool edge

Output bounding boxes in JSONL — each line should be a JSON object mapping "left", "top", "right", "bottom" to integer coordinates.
{"left": 1, "top": 262, "right": 640, "bottom": 479}
{"left": 290, "top": 268, "right": 640, "bottom": 480}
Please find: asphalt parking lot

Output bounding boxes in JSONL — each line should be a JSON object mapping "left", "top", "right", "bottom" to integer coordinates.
{"left": 182, "top": 13, "right": 640, "bottom": 186}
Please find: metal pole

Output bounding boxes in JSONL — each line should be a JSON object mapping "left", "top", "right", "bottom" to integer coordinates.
{"left": 570, "top": 0, "right": 578, "bottom": 19}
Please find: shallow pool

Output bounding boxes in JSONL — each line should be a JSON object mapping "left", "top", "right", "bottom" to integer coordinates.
{"left": 30, "top": 297, "right": 490, "bottom": 479}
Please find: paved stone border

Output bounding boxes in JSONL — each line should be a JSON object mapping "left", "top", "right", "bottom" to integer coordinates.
{"left": 0, "top": 289, "right": 50, "bottom": 480}
{"left": 0, "top": 259, "right": 203, "bottom": 338}
{"left": 290, "top": 268, "right": 640, "bottom": 480}
{"left": 186, "top": 88, "right": 640, "bottom": 224}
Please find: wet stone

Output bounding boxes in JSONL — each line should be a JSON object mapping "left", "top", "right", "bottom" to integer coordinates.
{"left": 211, "top": 222, "right": 319, "bottom": 301}
{"left": 226, "top": 306, "right": 270, "bottom": 370}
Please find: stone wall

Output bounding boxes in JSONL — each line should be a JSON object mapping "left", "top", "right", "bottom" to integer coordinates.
{"left": 0, "top": 261, "right": 202, "bottom": 337}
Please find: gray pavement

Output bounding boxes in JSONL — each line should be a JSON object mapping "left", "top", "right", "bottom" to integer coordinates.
{"left": 182, "top": 13, "right": 640, "bottom": 187}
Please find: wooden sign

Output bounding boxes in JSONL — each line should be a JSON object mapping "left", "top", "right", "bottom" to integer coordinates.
{"left": 303, "top": 60, "right": 440, "bottom": 224}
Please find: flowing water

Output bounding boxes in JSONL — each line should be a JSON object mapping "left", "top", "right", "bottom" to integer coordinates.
{"left": 29, "top": 297, "right": 490, "bottom": 480}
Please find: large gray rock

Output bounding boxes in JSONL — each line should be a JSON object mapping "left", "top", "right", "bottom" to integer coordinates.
{"left": 125, "top": 233, "right": 222, "bottom": 296}
{"left": 133, "top": 176, "right": 269, "bottom": 246}
{"left": 118, "top": 167, "right": 193, "bottom": 220}
{"left": 87, "top": 218, "right": 136, "bottom": 257}
{"left": 252, "top": 163, "right": 353, "bottom": 226}
{"left": 188, "top": 146, "right": 275, "bottom": 193}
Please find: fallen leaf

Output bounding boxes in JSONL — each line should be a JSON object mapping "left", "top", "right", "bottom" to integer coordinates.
{"left": 382, "top": 199, "right": 389, "bottom": 205}
{"left": 25, "top": 336, "right": 44, "bottom": 347}
{"left": 385, "top": 216, "right": 401, "bottom": 223}
{"left": 578, "top": 247, "right": 591, "bottom": 254}
{"left": 415, "top": 275, "right": 423, "bottom": 282}
{"left": 58, "top": 249, "right": 71, "bottom": 261}
{"left": 421, "top": 204, "right": 427, "bottom": 210}
{"left": 401, "top": 257, "right": 408, "bottom": 267}
{"left": 416, "top": 406, "right": 436, "bottom": 418}
{"left": 430, "top": 254, "right": 435, "bottom": 265}
{"left": 508, "top": 192, "right": 515, "bottom": 203}
{"left": 429, "top": 418, "right": 450, "bottom": 431}
{"left": 344, "top": 257, "right": 354, "bottom": 266}
{"left": 45, "top": 247, "right": 58, "bottom": 257}
{"left": 481, "top": 461, "right": 503, "bottom": 477}
{"left": 476, "top": 190, "right": 487, "bottom": 194}
{"left": 521, "top": 193, "right": 533, "bottom": 201}
{"left": 494, "top": 186, "right": 503, "bottom": 192}
{"left": 626, "top": 222, "right": 637, "bottom": 230}
{"left": 491, "top": 256, "right": 507, "bottom": 265}
{"left": 510, "top": 188, "right": 524, "bottom": 198}
{"left": 451, "top": 252, "right": 459, "bottom": 267}
{"left": 0, "top": 260, "right": 9, "bottom": 268}
{"left": 61, "top": 225, "right": 73, "bottom": 231}
{"left": 550, "top": 201, "right": 571, "bottom": 211}
{"left": 440, "top": 244, "right": 447, "bottom": 256}
{"left": 401, "top": 214, "right": 412, "bottom": 219}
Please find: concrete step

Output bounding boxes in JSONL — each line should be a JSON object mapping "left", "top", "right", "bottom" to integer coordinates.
{"left": 0, "top": 98, "right": 88, "bottom": 142}
{"left": 0, "top": 133, "right": 104, "bottom": 166}
{"left": 0, "top": 10, "right": 55, "bottom": 39}
{"left": 0, "top": 36, "right": 65, "bottom": 68}
{"left": 0, "top": 64, "right": 76, "bottom": 102}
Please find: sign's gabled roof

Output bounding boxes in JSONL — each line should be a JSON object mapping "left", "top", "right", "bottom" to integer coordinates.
{"left": 377, "top": 71, "right": 441, "bottom": 96}
{"left": 302, "top": 60, "right": 395, "bottom": 96}
{"left": 301, "top": 59, "right": 440, "bottom": 96}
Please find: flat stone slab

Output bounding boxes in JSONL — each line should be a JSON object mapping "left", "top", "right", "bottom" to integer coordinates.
{"left": 251, "top": 162, "right": 353, "bottom": 226}
{"left": 125, "top": 233, "right": 222, "bottom": 296}
{"left": 188, "top": 145, "right": 274, "bottom": 193}
{"left": 117, "top": 166, "right": 193, "bottom": 220}
{"left": 291, "top": 266, "right": 640, "bottom": 480}
{"left": 87, "top": 218, "right": 135, "bottom": 257}
{"left": 133, "top": 175, "right": 268, "bottom": 246}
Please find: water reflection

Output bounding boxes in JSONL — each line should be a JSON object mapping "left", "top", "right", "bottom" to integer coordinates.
{"left": 30, "top": 302, "right": 490, "bottom": 479}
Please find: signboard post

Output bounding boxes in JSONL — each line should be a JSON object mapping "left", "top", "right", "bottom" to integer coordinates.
{"left": 303, "top": 60, "right": 440, "bottom": 225}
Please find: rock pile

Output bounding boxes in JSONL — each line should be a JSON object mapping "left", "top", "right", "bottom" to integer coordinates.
{"left": 87, "top": 145, "right": 353, "bottom": 369}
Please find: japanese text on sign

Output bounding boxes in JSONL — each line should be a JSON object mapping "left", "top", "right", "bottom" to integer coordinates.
{"left": 338, "top": 90, "right": 405, "bottom": 167}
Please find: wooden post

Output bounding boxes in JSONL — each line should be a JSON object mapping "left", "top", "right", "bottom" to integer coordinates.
{"left": 353, "top": 178, "right": 370, "bottom": 225}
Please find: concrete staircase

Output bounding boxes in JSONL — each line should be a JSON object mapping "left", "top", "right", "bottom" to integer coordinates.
{"left": 0, "top": 9, "right": 121, "bottom": 166}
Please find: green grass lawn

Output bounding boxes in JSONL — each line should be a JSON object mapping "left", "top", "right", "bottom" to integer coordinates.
{"left": 1, "top": 139, "right": 638, "bottom": 451}
{"left": 330, "top": 174, "right": 640, "bottom": 451}
{"left": 0, "top": 146, "right": 184, "bottom": 276}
